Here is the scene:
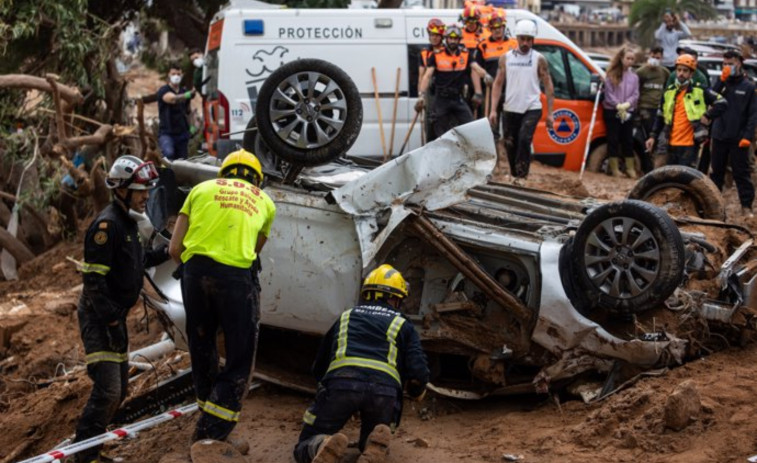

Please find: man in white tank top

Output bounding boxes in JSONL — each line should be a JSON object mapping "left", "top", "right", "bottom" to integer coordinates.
{"left": 489, "top": 19, "right": 555, "bottom": 180}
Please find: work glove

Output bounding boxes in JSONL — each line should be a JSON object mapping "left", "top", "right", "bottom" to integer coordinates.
{"left": 483, "top": 74, "right": 494, "bottom": 86}
{"left": 471, "top": 93, "right": 484, "bottom": 107}
{"left": 721, "top": 65, "right": 732, "bottom": 82}
{"left": 739, "top": 138, "right": 752, "bottom": 148}
{"left": 414, "top": 98, "right": 425, "bottom": 113}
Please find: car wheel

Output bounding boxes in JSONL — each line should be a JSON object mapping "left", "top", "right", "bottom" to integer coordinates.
{"left": 627, "top": 165, "right": 725, "bottom": 220}
{"left": 255, "top": 58, "right": 362, "bottom": 167}
{"left": 572, "top": 200, "right": 685, "bottom": 315}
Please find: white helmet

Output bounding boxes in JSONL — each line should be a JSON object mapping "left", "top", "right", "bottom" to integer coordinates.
{"left": 105, "top": 155, "right": 159, "bottom": 190}
{"left": 514, "top": 19, "right": 537, "bottom": 38}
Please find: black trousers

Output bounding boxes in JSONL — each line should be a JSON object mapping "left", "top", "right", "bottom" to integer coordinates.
{"left": 668, "top": 145, "right": 699, "bottom": 168}
{"left": 636, "top": 109, "right": 656, "bottom": 173}
{"left": 431, "top": 95, "right": 473, "bottom": 139}
{"left": 503, "top": 109, "right": 542, "bottom": 178}
{"left": 603, "top": 109, "right": 634, "bottom": 159}
{"left": 711, "top": 139, "right": 756, "bottom": 208}
{"left": 74, "top": 297, "right": 129, "bottom": 463}
{"left": 293, "top": 377, "right": 400, "bottom": 463}
{"left": 182, "top": 255, "right": 259, "bottom": 441}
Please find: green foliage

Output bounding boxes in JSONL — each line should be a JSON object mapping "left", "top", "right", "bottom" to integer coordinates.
{"left": 629, "top": 0, "right": 717, "bottom": 48}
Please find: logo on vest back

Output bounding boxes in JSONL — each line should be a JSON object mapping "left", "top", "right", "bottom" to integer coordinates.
{"left": 547, "top": 109, "right": 581, "bottom": 145}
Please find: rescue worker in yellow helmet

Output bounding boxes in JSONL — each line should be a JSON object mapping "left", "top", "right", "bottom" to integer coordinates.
{"left": 74, "top": 155, "right": 167, "bottom": 463}
{"left": 169, "top": 149, "right": 276, "bottom": 447}
{"left": 293, "top": 264, "right": 429, "bottom": 463}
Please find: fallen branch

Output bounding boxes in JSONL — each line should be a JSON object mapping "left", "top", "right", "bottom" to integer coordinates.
{"left": 59, "top": 124, "right": 113, "bottom": 150}
{"left": 0, "top": 226, "right": 35, "bottom": 264}
{"left": 0, "top": 74, "right": 83, "bottom": 106}
{"left": 59, "top": 155, "right": 92, "bottom": 196}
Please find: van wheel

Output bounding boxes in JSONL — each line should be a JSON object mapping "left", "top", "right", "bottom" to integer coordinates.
{"left": 256, "top": 59, "right": 363, "bottom": 167}
{"left": 571, "top": 200, "right": 685, "bottom": 315}
{"left": 627, "top": 165, "right": 725, "bottom": 220}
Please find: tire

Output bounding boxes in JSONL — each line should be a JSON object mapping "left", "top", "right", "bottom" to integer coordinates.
{"left": 255, "top": 59, "right": 363, "bottom": 167}
{"left": 627, "top": 165, "right": 725, "bottom": 220}
{"left": 572, "top": 200, "right": 685, "bottom": 315}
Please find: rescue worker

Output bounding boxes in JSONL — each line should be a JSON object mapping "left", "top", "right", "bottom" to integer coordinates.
{"left": 646, "top": 54, "right": 727, "bottom": 168}
{"left": 293, "top": 264, "right": 429, "bottom": 463}
{"left": 74, "top": 155, "right": 167, "bottom": 463}
{"left": 489, "top": 19, "right": 555, "bottom": 181}
{"left": 416, "top": 25, "right": 482, "bottom": 138}
{"left": 471, "top": 9, "right": 517, "bottom": 143}
{"left": 665, "top": 47, "right": 709, "bottom": 89}
{"left": 635, "top": 46, "right": 670, "bottom": 172}
{"left": 169, "top": 149, "right": 276, "bottom": 444}
{"left": 460, "top": 5, "right": 490, "bottom": 115}
{"left": 418, "top": 18, "right": 446, "bottom": 143}
{"left": 710, "top": 49, "right": 756, "bottom": 218}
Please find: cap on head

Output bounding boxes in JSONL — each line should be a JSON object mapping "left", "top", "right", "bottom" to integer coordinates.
{"left": 514, "top": 19, "right": 537, "bottom": 38}
{"left": 361, "top": 264, "right": 408, "bottom": 302}
{"left": 106, "top": 155, "right": 159, "bottom": 190}
{"left": 219, "top": 149, "right": 263, "bottom": 185}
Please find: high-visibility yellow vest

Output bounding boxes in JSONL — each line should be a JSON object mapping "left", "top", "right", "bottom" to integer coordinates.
{"left": 662, "top": 85, "right": 707, "bottom": 125}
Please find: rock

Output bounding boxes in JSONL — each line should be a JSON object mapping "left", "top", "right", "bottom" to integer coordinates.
{"left": 159, "top": 452, "right": 192, "bottom": 463}
{"left": 406, "top": 437, "right": 429, "bottom": 448}
{"left": 43, "top": 299, "right": 77, "bottom": 315}
{"left": 664, "top": 380, "right": 701, "bottom": 431}
{"left": 0, "top": 319, "right": 28, "bottom": 351}
{"left": 190, "top": 439, "right": 246, "bottom": 463}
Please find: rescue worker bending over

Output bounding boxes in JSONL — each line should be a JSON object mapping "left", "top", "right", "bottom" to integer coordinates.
{"left": 416, "top": 25, "right": 487, "bottom": 138}
{"left": 418, "top": 18, "right": 446, "bottom": 143}
{"left": 74, "top": 156, "right": 168, "bottom": 463}
{"left": 646, "top": 54, "right": 727, "bottom": 168}
{"left": 169, "top": 149, "right": 276, "bottom": 444}
{"left": 471, "top": 9, "right": 517, "bottom": 140}
{"left": 293, "top": 265, "right": 429, "bottom": 463}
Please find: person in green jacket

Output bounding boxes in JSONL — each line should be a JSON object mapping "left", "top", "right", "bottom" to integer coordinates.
{"left": 636, "top": 46, "right": 670, "bottom": 172}
{"left": 665, "top": 47, "right": 709, "bottom": 89}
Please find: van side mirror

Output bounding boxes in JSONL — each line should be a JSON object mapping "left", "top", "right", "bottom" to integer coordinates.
{"left": 590, "top": 74, "right": 600, "bottom": 96}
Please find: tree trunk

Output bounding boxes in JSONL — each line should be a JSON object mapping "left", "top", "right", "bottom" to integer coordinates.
{"left": 0, "top": 226, "right": 35, "bottom": 264}
{"left": 0, "top": 75, "right": 83, "bottom": 106}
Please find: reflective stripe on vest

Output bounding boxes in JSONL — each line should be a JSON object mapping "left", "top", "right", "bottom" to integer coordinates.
{"left": 386, "top": 316, "right": 406, "bottom": 369}
{"left": 435, "top": 50, "right": 470, "bottom": 72}
{"left": 81, "top": 262, "right": 110, "bottom": 275}
{"left": 86, "top": 351, "right": 128, "bottom": 364}
{"left": 202, "top": 400, "right": 240, "bottom": 422}
{"left": 662, "top": 86, "right": 707, "bottom": 125}
{"left": 327, "top": 311, "right": 404, "bottom": 385}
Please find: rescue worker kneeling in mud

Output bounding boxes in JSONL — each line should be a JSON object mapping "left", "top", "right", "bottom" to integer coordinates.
{"left": 74, "top": 155, "right": 169, "bottom": 463}
{"left": 169, "top": 149, "right": 276, "bottom": 446}
{"left": 293, "top": 265, "right": 430, "bottom": 463}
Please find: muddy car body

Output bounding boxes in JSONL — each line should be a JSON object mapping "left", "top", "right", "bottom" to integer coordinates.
{"left": 140, "top": 120, "right": 757, "bottom": 399}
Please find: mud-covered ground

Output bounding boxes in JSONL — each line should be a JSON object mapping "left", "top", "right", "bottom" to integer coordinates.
{"left": 1, "top": 161, "right": 755, "bottom": 463}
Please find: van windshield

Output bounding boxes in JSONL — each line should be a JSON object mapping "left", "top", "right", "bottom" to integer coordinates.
{"left": 534, "top": 44, "right": 594, "bottom": 101}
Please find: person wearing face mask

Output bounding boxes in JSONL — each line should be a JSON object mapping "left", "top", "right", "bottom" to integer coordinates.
{"left": 158, "top": 62, "right": 195, "bottom": 160}
{"left": 189, "top": 48, "right": 206, "bottom": 96}
{"left": 645, "top": 54, "right": 727, "bottom": 168}
{"left": 418, "top": 19, "right": 446, "bottom": 143}
{"left": 709, "top": 49, "right": 756, "bottom": 218}
{"left": 488, "top": 19, "right": 555, "bottom": 182}
{"left": 636, "top": 46, "right": 670, "bottom": 172}
{"left": 602, "top": 47, "right": 639, "bottom": 178}
{"left": 666, "top": 47, "right": 709, "bottom": 89}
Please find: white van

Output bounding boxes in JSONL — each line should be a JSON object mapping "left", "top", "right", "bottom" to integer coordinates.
{"left": 203, "top": 3, "right": 609, "bottom": 172}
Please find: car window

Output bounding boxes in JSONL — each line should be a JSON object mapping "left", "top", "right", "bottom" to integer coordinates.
{"left": 534, "top": 45, "right": 571, "bottom": 100}
{"left": 566, "top": 51, "right": 593, "bottom": 100}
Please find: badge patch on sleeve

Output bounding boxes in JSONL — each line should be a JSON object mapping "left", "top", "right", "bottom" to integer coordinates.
{"left": 94, "top": 231, "right": 108, "bottom": 245}
{"left": 98, "top": 222, "right": 109, "bottom": 230}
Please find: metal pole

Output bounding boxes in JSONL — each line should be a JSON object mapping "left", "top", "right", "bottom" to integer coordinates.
{"left": 579, "top": 82, "right": 603, "bottom": 180}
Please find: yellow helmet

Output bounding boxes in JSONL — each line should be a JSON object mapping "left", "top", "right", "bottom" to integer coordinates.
{"left": 219, "top": 149, "right": 263, "bottom": 184}
{"left": 361, "top": 264, "right": 408, "bottom": 301}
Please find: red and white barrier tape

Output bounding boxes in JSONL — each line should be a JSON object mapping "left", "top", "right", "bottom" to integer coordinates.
{"left": 18, "top": 403, "right": 199, "bottom": 463}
